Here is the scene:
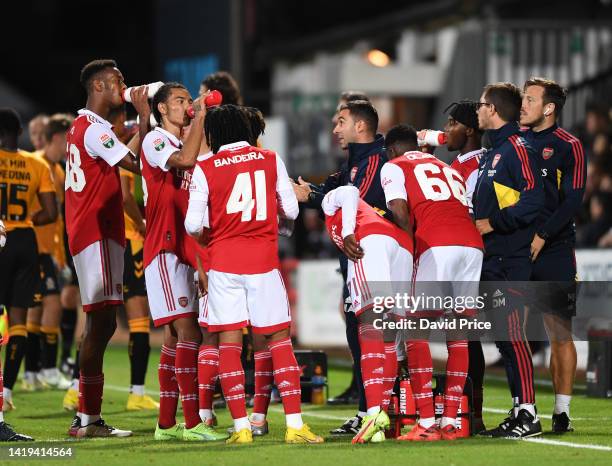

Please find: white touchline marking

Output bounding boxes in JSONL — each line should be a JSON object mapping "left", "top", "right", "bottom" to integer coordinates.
{"left": 269, "top": 406, "right": 347, "bottom": 421}
{"left": 521, "top": 438, "right": 612, "bottom": 451}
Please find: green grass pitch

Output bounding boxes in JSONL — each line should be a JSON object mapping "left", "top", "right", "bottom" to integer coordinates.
{"left": 2, "top": 345, "right": 611, "bottom": 465}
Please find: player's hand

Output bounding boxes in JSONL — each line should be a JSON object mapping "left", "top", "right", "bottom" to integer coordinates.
{"left": 190, "top": 93, "right": 208, "bottom": 119}
{"left": 130, "top": 85, "right": 151, "bottom": 117}
{"left": 343, "top": 234, "right": 364, "bottom": 262}
{"left": 137, "top": 221, "right": 146, "bottom": 239}
{"left": 530, "top": 233, "right": 545, "bottom": 262}
{"left": 475, "top": 218, "right": 493, "bottom": 235}
{"left": 0, "top": 221, "right": 6, "bottom": 251}
{"left": 291, "top": 176, "right": 312, "bottom": 202}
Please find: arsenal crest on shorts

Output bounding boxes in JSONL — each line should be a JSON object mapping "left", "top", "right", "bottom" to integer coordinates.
{"left": 492, "top": 154, "right": 501, "bottom": 168}
{"left": 350, "top": 166, "right": 358, "bottom": 182}
{"left": 542, "top": 147, "right": 554, "bottom": 159}
{"left": 178, "top": 296, "right": 189, "bottom": 308}
{"left": 116, "top": 284, "right": 122, "bottom": 294}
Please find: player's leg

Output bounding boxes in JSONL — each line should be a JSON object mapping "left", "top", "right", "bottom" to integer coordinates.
{"left": 439, "top": 246, "right": 482, "bottom": 440}
{"left": 197, "top": 325, "right": 219, "bottom": 426}
{"left": 71, "top": 239, "right": 130, "bottom": 437}
{"left": 247, "top": 269, "right": 323, "bottom": 444}
{"left": 0, "top": 348, "right": 33, "bottom": 441}
{"left": 248, "top": 331, "right": 272, "bottom": 434}
{"left": 24, "top": 305, "right": 43, "bottom": 391}
{"left": 123, "top": 239, "right": 156, "bottom": 410}
{"left": 60, "top": 267, "right": 80, "bottom": 374}
{"left": 40, "top": 291, "right": 71, "bottom": 389}
{"left": 154, "top": 326, "right": 183, "bottom": 440}
{"left": 3, "top": 228, "right": 39, "bottom": 410}
{"left": 544, "top": 312, "right": 576, "bottom": 432}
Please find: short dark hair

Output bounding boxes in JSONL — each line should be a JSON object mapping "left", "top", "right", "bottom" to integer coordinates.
{"left": 0, "top": 108, "right": 22, "bottom": 139}
{"left": 483, "top": 82, "right": 522, "bottom": 123}
{"left": 524, "top": 77, "right": 568, "bottom": 116}
{"left": 337, "top": 100, "right": 378, "bottom": 135}
{"left": 80, "top": 59, "right": 118, "bottom": 92}
{"left": 205, "top": 104, "right": 252, "bottom": 153}
{"left": 340, "top": 90, "right": 370, "bottom": 103}
{"left": 151, "top": 82, "right": 188, "bottom": 124}
{"left": 385, "top": 124, "right": 418, "bottom": 148}
{"left": 201, "top": 71, "right": 242, "bottom": 106}
{"left": 242, "top": 107, "right": 265, "bottom": 145}
{"left": 45, "top": 113, "right": 74, "bottom": 142}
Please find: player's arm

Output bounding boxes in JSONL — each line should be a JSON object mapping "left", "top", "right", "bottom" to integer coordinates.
{"left": 165, "top": 96, "right": 207, "bottom": 170}
{"left": 31, "top": 161, "right": 58, "bottom": 226}
{"left": 276, "top": 154, "right": 299, "bottom": 220}
{"left": 380, "top": 162, "right": 414, "bottom": 237}
{"left": 322, "top": 186, "right": 363, "bottom": 261}
{"left": 184, "top": 164, "right": 210, "bottom": 243}
{"left": 120, "top": 171, "right": 146, "bottom": 238}
{"left": 488, "top": 148, "right": 544, "bottom": 234}
{"left": 119, "top": 86, "right": 152, "bottom": 174}
{"left": 539, "top": 140, "right": 586, "bottom": 239}
{"left": 32, "top": 192, "right": 57, "bottom": 226}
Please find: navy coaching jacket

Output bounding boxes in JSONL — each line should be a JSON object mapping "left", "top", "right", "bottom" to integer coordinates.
{"left": 473, "top": 122, "right": 544, "bottom": 259}
{"left": 522, "top": 124, "right": 586, "bottom": 248}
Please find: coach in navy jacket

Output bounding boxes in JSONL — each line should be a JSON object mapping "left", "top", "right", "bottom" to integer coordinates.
{"left": 473, "top": 83, "right": 545, "bottom": 438}
{"left": 292, "top": 100, "right": 387, "bottom": 429}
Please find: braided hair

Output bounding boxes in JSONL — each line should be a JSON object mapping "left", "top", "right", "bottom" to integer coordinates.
{"left": 242, "top": 106, "right": 265, "bottom": 145}
{"left": 205, "top": 104, "right": 252, "bottom": 153}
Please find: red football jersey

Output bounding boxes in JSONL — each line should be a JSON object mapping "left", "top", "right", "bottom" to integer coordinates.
{"left": 381, "top": 151, "right": 483, "bottom": 257}
{"left": 197, "top": 142, "right": 280, "bottom": 274}
{"left": 65, "top": 110, "right": 128, "bottom": 255}
{"left": 450, "top": 148, "right": 483, "bottom": 211}
{"left": 324, "top": 196, "right": 413, "bottom": 253}
{"left": 141, "top": 127, "right": 197, "bottom": 268}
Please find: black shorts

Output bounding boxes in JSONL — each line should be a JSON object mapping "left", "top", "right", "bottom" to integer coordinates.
{"left": 36, "top": 253, "right": 60, "bottom": 299}
{"left": 530, "top": 244, "right": 577, "bottom": 319}
{"left": 123, "top": 239, "right": 146, "bottom": 299}
{"left": 0, "top": 228, "right": 39, "bottom": 309}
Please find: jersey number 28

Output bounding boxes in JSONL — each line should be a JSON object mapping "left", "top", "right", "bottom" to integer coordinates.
{"left": 65, "top": 144, "right": 86, "bottom": 192}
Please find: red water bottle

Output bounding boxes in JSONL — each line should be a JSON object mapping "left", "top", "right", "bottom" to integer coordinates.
{"left": 398, "top": 378, "right": 416, "bottom": 425}
{"left": 186, "top": 90, "right": 223, "bottom": 118}
{"left": 456, "top": 395, "right": 471, "bottom": 438}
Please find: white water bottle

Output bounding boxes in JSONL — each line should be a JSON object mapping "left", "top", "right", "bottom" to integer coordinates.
{"left": 122, "top": 81, "right": 165, "bottom": 103}
{"left": 417, "top": 129, "right": 447, "bottom": 147}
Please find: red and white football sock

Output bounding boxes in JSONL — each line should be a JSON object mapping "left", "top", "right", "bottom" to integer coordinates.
{"left": 382, "top": 342, "right": 398, "bottom": 412}
{"left": 79, "top": 373, "right": 104, "bottom": 425}
{"left": 406, "top": 340, "right": 435, "bottom": 428}
{"left": 253, "top": 350, "right": 273, "bottom": 419}
{"left": 269, "top": 337, "right": 303, "bottom": 429}
{"left": 442, "top": 340, "right": 468, "bottom": 428}
{"left": 158, "top": 345, "right": 179, "bottom": 429}
{"left": 175, "top": 341, "right": 200, "bottom": 429}
{"left": 197, "top": 344, "right": 219, "bottom": 424}
{"left": 359, "top": 323, "right": 385, "bottom": 416}
{"left": 218, "top": 342, "right": 249, "bottom": 431}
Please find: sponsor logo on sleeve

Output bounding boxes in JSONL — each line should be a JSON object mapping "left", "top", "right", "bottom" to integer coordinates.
{"left": 153, "top": 137, "right": 166, "bottom": 152}
{"left": 100, "top": 133, "right": 115, "bottom": 149}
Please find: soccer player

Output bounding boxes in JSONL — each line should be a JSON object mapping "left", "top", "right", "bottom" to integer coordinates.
{"left": 0, "top": 107, "right": 58, "bottom": 441}
{"left": 293, "top": 97, "right": 387, "bottom": 435}
{"left": 381, "top": 124, "right": 484, "bottom": 441}
{"left": 521, "top": 77, "right": 586, "bottom": 432}
{"left": 199, "top": 71, "right": 243, "bottom": 105}
{"left": 474, "top": 82, "right": 544, "bottom": 438}
{"left": 64, "top": 59, "right": 149, "bottom": 438}
{"left": 141, "top": 82, "right": 226, "bottom": 441}
{"left": 185, "top": 104, "right": 323, "bottom": 444}
{"left": 24, "top": 114, "right": 74, "bottom": 391}
{"left": 321, "top": 185, "right": 413, "bottom": 443}
{"left": 28, "top": 114, "right": 50, "bottom": 152}
{"left": 442, "top": 100, "right": 487, "bottom": 431}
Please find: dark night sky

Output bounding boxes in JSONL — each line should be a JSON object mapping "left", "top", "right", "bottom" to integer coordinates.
{"left": 1, "top": 0, "right": 609, "bottom": 115}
